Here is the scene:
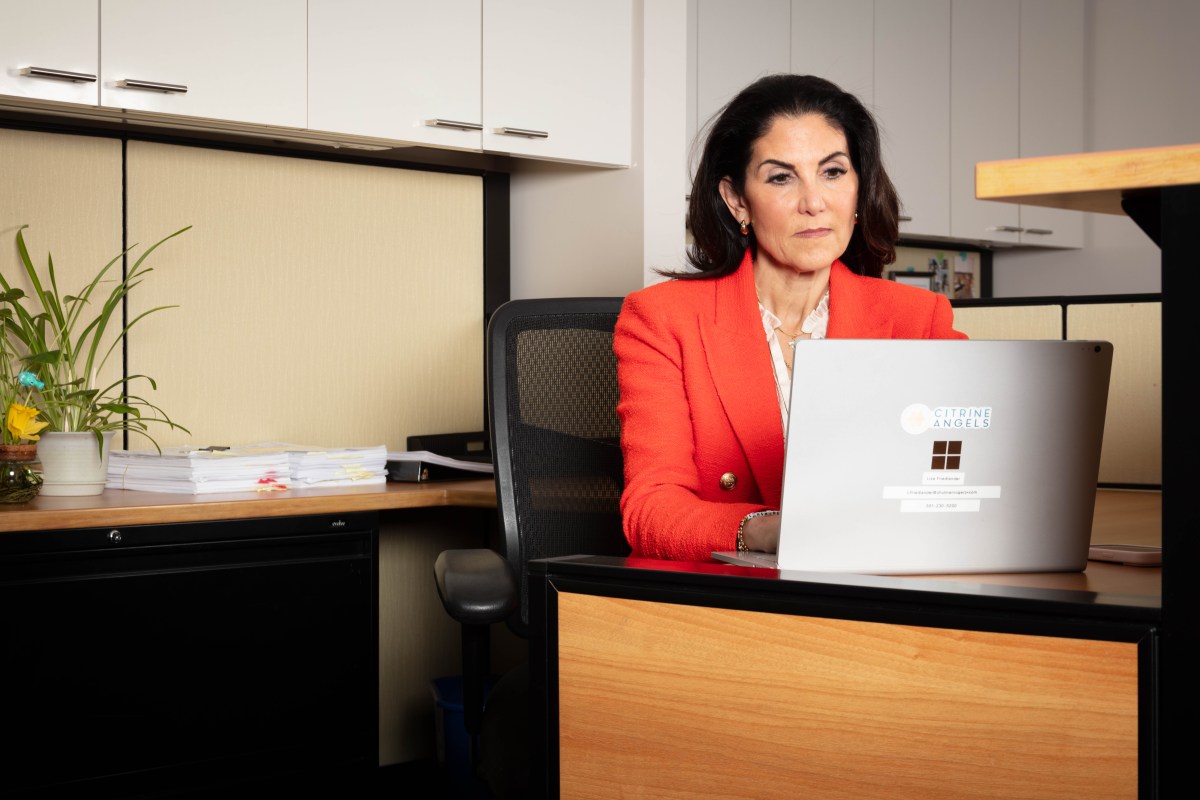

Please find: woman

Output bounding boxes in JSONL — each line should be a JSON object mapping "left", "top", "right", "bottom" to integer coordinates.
{"left": 615, "top": 74, "right": 966, "bottom": 562}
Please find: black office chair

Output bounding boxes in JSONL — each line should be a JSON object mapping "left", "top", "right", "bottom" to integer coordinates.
{"left": 433, "top": 297, "right": 631, "bottom": 798}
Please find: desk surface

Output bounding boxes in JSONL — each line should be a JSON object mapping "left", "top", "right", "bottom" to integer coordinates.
{"left": 537, "top": 489, "right": 1162, "bottom": 616}
{"left": 0, "top": 478, "right": 497, "bottom": 533}
{"left": 975, "top": 141, "right": 1200, "bottom": 214}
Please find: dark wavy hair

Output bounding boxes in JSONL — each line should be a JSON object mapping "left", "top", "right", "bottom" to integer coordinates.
{"left": 670, "top": 74, "right": 899, "bottom": 280}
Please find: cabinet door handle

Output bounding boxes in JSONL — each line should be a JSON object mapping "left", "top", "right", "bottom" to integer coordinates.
{"left": 494, "top": 127, "right": 549, "bottom": 139}
{"left": 424, "top": 118, "right": 483, "bottom": 131}
{"left": 987, "top": 225, "right": 1025, "bottom": 233}
{"left": 116, "top": 78, "right": 188, "bottom": 94}
{"left": 1023, "top": 228, "right": 1054, "bottom": 235}
{"left": 898, "top": 215, "right": 913, "bottom": 222}
{"left": 20, "top": 66, "right": 97, "bottom": 83}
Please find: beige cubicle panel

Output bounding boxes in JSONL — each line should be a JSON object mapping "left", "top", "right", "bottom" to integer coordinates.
{"left": 0, "top": 128, "right": 124, "bottom": 396}
{"left": 1068, "top": 302, "right": 1161, "bottom": 486}
{"left": 951, "top": 303, "right": 1062, "bottom": 340}
{"left": 123, "top": 140, "right": 485, "bottom": 451}
{"left": 951, "top": 300, "right": 1160, "bottom": 487}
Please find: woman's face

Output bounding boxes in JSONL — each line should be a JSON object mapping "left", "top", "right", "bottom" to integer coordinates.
{"left": 720, "top": 113, "right": 859, "bottom": 276}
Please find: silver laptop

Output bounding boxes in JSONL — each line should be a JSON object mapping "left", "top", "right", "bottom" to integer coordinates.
{"left": 713, "top": 339, "right": 1113, "bottom": 575}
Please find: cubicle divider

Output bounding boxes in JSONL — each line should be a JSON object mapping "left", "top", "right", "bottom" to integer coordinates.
{"left": 952, "top": 294, "right": 1162, "bottom": 487}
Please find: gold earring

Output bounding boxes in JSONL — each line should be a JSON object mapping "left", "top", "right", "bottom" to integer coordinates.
{"left": 739, "top": 219, "right": 749, "bottom": 235}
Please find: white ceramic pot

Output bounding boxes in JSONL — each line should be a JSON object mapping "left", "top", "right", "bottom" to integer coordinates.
{"left": 35, "top": 431, "right": 116, "bottom": 496}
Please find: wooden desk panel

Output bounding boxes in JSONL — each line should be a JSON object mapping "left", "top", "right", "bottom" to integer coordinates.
{"left": 558, "top": 592, "right": 1139, "bottom": 800}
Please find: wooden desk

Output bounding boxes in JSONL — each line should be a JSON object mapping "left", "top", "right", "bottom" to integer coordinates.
{"left": 979, "top": 142, "right": 1194, "bottom": 796}
{"left": 530, "top": 490, "right": 1160, "bottom": 800}
{"left": 0, "top": 478, "right": 497, "bottom": 532}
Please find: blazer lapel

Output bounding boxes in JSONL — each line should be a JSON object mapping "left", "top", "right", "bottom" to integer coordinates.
{"left": 701, "top": 254, "right": 786, "bottom": 505}
{"left": 827, "top": 261, "right": 895, "bottom": 338}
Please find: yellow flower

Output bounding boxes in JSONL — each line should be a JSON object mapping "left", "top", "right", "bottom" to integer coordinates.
{"left": 6, "top": 403, "right": 49, "bottom": 442}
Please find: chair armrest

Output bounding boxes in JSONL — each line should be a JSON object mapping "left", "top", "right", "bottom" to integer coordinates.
{"left": 434, "top": 548, "right": 519, "bottom": 625}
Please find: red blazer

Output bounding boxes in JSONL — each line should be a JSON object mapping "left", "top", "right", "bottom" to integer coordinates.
{"left": 614, "top": 252, "right": 967, "bottom": 562}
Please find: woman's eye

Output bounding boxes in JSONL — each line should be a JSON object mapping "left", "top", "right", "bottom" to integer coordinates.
{"left": 823, "top": 166, "right": 847, "bottom": 179}
{"left": 766, "top": 172, "right": 791, "bottom": 184}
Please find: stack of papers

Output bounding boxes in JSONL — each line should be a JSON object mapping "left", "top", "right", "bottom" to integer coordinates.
{"left": 106, "top": 445, "right": 293, "bottom": 494}
{"left": 278, "top": 443, "right": 389, "bottom": 488}
{"left": 106, "top": 442, "right": 389, "bottom": 494}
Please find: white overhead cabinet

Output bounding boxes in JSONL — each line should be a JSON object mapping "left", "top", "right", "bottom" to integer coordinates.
{"left": 308, "top": 0, "right": 632, "bottom": 167}
{"left": 99, "top": 0, "right": 307, "bottom": 129}
{"left": 0, "top": 0, "right": 99, "bottom": 105}
{"left": 874, "top": 0, "right": 952, "bottom": 240}
{"left": 950, "top": 0, "right": 1022, "bottom": 244}
{"left": 1016, "top": 0, "right": 1084, "bottom": 248}
{"left": 307, "top": 0, "right": 483, "bottom": 152}
{"left": 689, "top": 0, "right": 1085, "bottom": 248}
{"left": 790, "top": 0, "right": 874, "bottom": 108}
{"left": 481, "top": 0, "right": 632, "bottom": 166}
{"left": 692, "top": 0, "right": 790, "bottom": 146}
{"left": 2, "top": 0, "right": 633, "bottom": 168}
{"left": 950, "top": 0, "right": 1084, "bottom": 248}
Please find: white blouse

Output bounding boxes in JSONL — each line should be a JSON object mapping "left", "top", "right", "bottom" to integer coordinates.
{"left": 758, "top": 289, "right": 830, "bottom": 438}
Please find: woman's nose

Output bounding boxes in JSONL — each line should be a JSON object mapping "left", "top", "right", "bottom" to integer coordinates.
{"left": 796, "top": 185, "right": 826, "bottom": 214}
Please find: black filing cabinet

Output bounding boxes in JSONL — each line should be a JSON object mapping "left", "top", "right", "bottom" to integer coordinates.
{"left": 0, "top": 512, "right": 379, "bottom": 798}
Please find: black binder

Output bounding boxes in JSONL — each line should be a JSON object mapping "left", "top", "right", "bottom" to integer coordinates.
{"left": 385, "top": 459, "right": 488, "bottom": 483}
{"left": 386, "top": 431, "right": 494, "bottom": 483}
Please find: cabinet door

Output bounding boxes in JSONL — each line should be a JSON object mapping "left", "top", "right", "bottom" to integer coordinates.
{"left": 949, "top": 0, "right": 1021, "bottom": 243}
{"left": 874, "top": 0, "right": 951, "bottom": 239}
{"left": 308, "top": 0, "right": 482, "bottom": 151}
{"left": 694, "top": 0, "right": 791, "bottom": 145}
{"left": 99, "top": 0, "right": 307, "bottom": 128}
{"left": 790, "top": 0, "right": 873, "bottom": 107}
{"left": 0, "top": 516, "right": 378, "bottom": 796}
{"left": 0, "top": 0, "right": 98, "bottom": 105}
{"left": 482, "top": 0, "right": 633, "bottom": 167}
{"left": 1019, "top": 0, "right": 1085, "bottom": 248}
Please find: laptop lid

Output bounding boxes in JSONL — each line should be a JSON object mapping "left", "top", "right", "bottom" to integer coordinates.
{"left": 715, "top": 339, "right": 1112, "bottom": 575}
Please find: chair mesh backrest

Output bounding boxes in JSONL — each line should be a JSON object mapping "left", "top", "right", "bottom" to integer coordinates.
{"left": 489, "top": 299, "right": 630, "bottom": 634}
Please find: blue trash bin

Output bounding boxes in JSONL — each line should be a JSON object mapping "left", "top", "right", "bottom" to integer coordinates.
{"left": 431, "top": 675, "right": 495, "bottom": 799}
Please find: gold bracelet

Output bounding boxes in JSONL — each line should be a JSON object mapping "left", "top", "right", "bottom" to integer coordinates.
{"left": 737, "top": 510, "right": 779, "bottom": 552}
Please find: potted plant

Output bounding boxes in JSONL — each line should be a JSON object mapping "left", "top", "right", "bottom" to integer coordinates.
{"left": 0, "top": 328, "right": 50, "bottom": 502}
{"left": 1, "top": 224, "right": 191, "bottom": 495}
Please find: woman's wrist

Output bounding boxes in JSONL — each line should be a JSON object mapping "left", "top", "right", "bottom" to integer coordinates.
{"left": 737, "top": 510, "right": 780, "bottom": 552}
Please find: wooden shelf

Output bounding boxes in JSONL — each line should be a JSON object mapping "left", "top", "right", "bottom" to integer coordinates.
{"left": 0, "top": 478, "right": 497, "bottom": 532}
{"left": 975, "top": 142, "right": 1200, "bottom": 214}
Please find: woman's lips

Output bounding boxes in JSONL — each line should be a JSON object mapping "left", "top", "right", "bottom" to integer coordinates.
{"left": 796, "top": 228, "right": 831, "bottom": 238}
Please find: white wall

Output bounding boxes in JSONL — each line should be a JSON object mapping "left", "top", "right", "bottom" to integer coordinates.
{"left": 975, "top": 0, "right": 1199, "bottom": 297}
{"left": 508, "top": 0, "right": 1197, "bottom": 300}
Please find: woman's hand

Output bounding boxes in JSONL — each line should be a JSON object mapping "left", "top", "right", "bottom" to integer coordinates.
{"left": 741, "top": 511, "right": 781, "bottom": 553}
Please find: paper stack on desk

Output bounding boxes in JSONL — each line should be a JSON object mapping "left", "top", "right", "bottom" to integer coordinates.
{"left": 106, "top": 445, "right": 293, "bottom": 494}
{"left": 106, "top": 442, "right": 389, "bottom": 493}
{"left": 276, "top": 443, "right": 388, "bottom": 488}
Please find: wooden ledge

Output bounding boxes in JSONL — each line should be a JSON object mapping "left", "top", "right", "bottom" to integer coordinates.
{"left": 976, "top": 142, "right": 1200, "bottom": 214}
